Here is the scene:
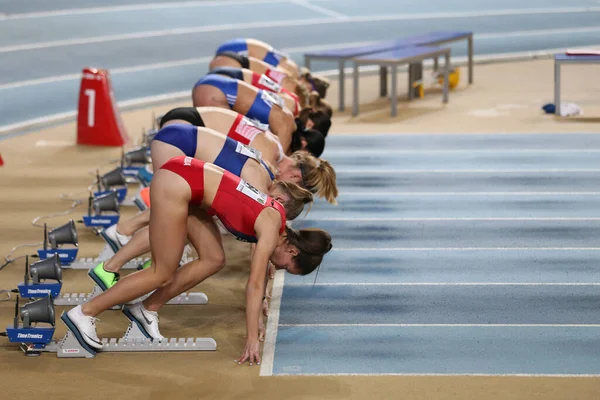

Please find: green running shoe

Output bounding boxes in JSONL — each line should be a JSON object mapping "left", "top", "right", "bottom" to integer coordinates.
{"left": 136, "top": 260, "right": 152, "bottom": 271}
{"left": 88, "top": 262, "right": 120, "bottom": 291}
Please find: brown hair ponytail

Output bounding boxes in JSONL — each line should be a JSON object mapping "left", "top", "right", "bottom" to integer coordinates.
{"left": 274, "top": 180, "right": 313, "bottom": 220}
{"left": 285, "top": 226, "right": 332, "bottom": 275}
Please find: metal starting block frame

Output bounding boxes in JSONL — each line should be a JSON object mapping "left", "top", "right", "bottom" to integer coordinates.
{"left": 44, "top": 318, "right": 216, "bottom": 358}
{"left": 54, "top": 285, "right": 208, "bottom": 307}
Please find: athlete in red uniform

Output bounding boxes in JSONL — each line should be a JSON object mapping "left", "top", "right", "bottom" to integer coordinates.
{"left": 64, "top": 157, "right": 332, "bottom": 366}
{"left": 106, "top": 108, "right": 337, "bottom": 256}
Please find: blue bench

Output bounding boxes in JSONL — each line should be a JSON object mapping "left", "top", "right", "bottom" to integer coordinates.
{"left": 304, "top": 31, "right": 473, "bottom": 111}
{"left": 554, "top": 53, "right": 600, "bottom": 116}
{"left": 351, "top": 46, "right": 451, "bottom": 117}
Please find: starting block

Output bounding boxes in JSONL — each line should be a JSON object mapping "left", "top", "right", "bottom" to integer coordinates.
{"left": 37, "top": 221, "right": 79, "bottom": 266}
{"left": 54, "top": 313, "right": 217, "bottom": 358}
{"left": 54, "top": 285, "right": 208, "bottom": 307}
{"left": 4, "top": 296, "right": 216, "bottom": 358}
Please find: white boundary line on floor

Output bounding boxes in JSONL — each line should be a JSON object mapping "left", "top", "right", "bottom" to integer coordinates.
{"left": 283, "top": 282, "right": 600, "bottom": 286}
{"left": 303, "top": 217, "right": 600, "bottom": 221}
{"left": 272, "top": 372, "right": 600, "bottom": 377}
{"left": 335, "top": 192, "right": 600, "bottom": 196}
{"left": 334, "top": 168, "right": 600, "bottom": 173}
{"left": 259, "top": 270, "right": 286, "bottom": 377}
{"left": 330, "top": 247, "right": 600, "bottom": 251}
{"left": 0, "top": 0, "right": 317, "bottom": 20}
{"left": 278, "top": 323, "right": 600, "bottom": 327}
{"left": 323, "top": 149, "right": 600, "bottom": 155}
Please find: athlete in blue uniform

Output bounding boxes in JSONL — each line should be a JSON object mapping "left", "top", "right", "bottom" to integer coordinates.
{"left": 215, "top": 38, "right": 299, "bottom": 78}
{"left": 192, "top": 74, "right": 296, "bottom": 154}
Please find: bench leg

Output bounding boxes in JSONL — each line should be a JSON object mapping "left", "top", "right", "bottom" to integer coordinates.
{"left": 468, "top": 35, "right": 474, "bottom": 84}
{"left": 339, "top": 60, "right": 346, "bottom": 112}
{"left": 554, "top": 61, "right": 561, "bottom": 116}
{"left": 443, "top": 53, "right": 450, "bottom": 103}
{"left": 379, "top": 66, "right": 387, "bottom": 97}
{"left": 352, "top": 63, "right": 359, "bottom": 117}
{"left": 391, "top": 65, "right": 398, "bottom": 117}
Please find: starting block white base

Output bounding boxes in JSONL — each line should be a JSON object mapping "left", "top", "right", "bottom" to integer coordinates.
{"left": 55, "top": 285, "right": 208, "bottom": 308}
{"left": 64, "top": 256, "right": 149, "bottom": 270}
{"left": 47, "top": 317, "right": 216, "bottom": 358}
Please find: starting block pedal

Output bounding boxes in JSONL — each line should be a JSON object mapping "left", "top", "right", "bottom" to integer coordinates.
{"left": 62, "top": 256, "right": 149, "bottom": 270}
{"left": 49, "top": 312, "right": 216, "bottom": 358}
{"left": 54, "top": 285, "right": 208, "bottom": 307}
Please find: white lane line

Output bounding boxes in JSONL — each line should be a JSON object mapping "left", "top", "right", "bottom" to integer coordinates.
{"left": 273, "top": 373, "right": 600, "bottom": 377}
{"left": 335, "top": 168, "right": 600, "bottom": 173}
{"left": 324, "top": 149, "right": 600, "bottom": 155}
{"left": 0, "top": 90, "right": 189, "bottom": 135}
{"left": 3, "top": 7, "right": 600, "bottom": 52}
{"left": 284, "top": 282, "right": 600, "bottom": 286}
{"left": 335, "top": 192, "right": 600, "bottom": 196}
{"left": 303, "top": 217, "right": 600, "bottom": 221}
{"left": 0, "top": 41, "right": 377, "bottom": 91}
{"left": 278, "top": 323, "right": 600, "bottom": 327}
{"left": 259, "top": 270, "right": 285, "bottom": 377}
{"left": 331, "top": 247, "right": 600, "bottom": 251}
{"left": 0, "top": 0, "right": 303, "bottom": 20}
{"left": 290, "top": 0, "right": 347, "bottom": 19}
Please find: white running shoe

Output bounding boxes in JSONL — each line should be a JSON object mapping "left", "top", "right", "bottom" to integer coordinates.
{"left": 123, "top": 302, "right": 165, "bottom": 340}
{"left": 62, "top": 305, "right": 103, "bottom": 350}
{"left": 103, "top": 224, "right": 132, "bottom": 249}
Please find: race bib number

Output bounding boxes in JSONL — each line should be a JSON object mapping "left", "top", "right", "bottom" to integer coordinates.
{"left": 261, "top": 90, "right": 284, "bottom": 109}
{"left": 236, "top": 179, "right": 267, "bottom": 205}
{"left": 249, "top": 118, "right": 270, "bottom": 131}
{"left": 235, "top": 141, "right": 262, "bottom": 161}
{"left": 266, "top": 69, "right": 286, "bottom": 84}
{"left": 258, "top": 74, "right": 281, "bottom": 93}
{"left": 234, "top": 117, "right": 263, "bottom": 143}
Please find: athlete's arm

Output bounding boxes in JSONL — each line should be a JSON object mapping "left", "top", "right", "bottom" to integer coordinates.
{"left": 237, "top": 209, "right": 281, "bottom": 365}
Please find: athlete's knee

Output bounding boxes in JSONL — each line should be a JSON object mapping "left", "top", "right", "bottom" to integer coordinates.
{"left": 207, "top": 250, "right": 226, "bottom": 272}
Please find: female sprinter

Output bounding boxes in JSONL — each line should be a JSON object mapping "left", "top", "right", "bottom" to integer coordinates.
{"left": 215, "top": 38, "right": 300, "bottom": 78}
{"left": 103, "top": 107, "right": 338, "bottom": 253}
{"left": 92, "top": 124, "right": 312, "bottom": 290}
{"left": 192, "top": 74, "right": 295, "bottom": 150}
{"left": 64, "top": 156, "right": 332, "bottom": 365}
{"left": 207, "top": 66, "right": 306, "bottom": 116}
{"left": 209, "top": 54, "right": 330, "bottom": 105}
{"left": 192, "top": 75, "right": 329, "bottom": 156}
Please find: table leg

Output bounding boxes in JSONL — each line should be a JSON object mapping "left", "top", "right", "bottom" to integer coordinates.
{"left": 408, "top": 64, "right": 414, "bottom": 101}
{"left": 443, "top": 53, "right": 449, "bottom": 103}
{"left": 352, "top": 63, "right": 359, "bottom": 117}
{"left": 379, "top": 66, "right": 388, "bottom": 97}
{"left": 339, "top": 60, "right": 345, "bottom": 112}
{"left": 468, "top": 35, "right": 474, "bottom": 84}
{"left": 391, "top": 65, "right": 398, "bottom": 117}
{"left": 554, "top": 60, "right": 561, "bottom": 116}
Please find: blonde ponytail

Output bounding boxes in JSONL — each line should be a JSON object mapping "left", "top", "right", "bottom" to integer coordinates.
{"left": 291, "top": 151, "right": 339, "bottom": 205}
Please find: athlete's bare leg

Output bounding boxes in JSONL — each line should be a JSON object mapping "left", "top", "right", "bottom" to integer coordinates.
{"left": 81, "top": 170, "right": 191, "bottom": 317}
{"left": 143, "top": 207, "right": 225, "bottom": 312}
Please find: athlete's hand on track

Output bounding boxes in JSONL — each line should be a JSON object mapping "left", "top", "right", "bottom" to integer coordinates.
{"left": 258, "top": 315, "right": 266, "bottom": 342}
{"left": 268, "top": 262, "right": 275, "bottom": 280}
{"left": 236, "top": 340, "right": 261, "bottom": 366}
{"left": 262, "top": 298, "right": 269, "bottom": 317}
